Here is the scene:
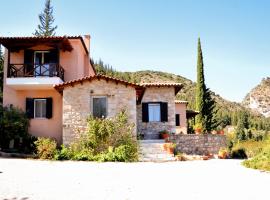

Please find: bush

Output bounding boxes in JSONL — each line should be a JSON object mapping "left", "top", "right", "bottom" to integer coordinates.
{"left": 0, "top": 105, "right": 30, "bottom": 149}
{"left": 34, "top": 137, "right": 57, "bottom": 159}
{"left": 243, "top": 141, "right": 270, "bottom": 171}
{"left": 231, "top": 147, "right": 247, "bottom": 159}
{"left": 53, "top": 110, "right": 139, "bottom": 162}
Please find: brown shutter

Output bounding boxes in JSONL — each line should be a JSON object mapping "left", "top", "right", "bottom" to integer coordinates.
{"left": 142, "top": 103, "right": 149, "bottom": 122}
{"left": 26, "top": 98, "right": 34, "bottom": 118}
{"left": 24, "top": 50, "right": 34, "bottom": 74}
{"left": 160, "top": 102, "right": 168, "bottom": 122}
{"left": 46, "top": 98, "right": 53, "bottom": 119}
{"left": 176, "top": 114, "right": 180, "bottom": 126}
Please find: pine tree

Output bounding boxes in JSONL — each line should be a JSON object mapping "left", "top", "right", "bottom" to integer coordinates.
{"left": 195, "top": 38, "right": 217, "bottom": 132}
{"left": 34, "top": 0, "right": 57, "bottom": 36}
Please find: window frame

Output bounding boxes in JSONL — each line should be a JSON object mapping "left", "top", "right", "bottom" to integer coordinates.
{"left": 34, "top": 98, "right": 47, "bottom": 119}
{"left": 148, "top": 103, "right": 161, "bottom": 122}
{"left": 91, "top": 96, "right": 108, "bottom": 119}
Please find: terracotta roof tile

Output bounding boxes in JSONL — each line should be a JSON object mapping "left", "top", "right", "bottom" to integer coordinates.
{"left": 175, "top": 100, "right": 188, "bottom": 104}
{"left": 54, "top": 74, "right": 143, "bottom": 90}
{"left": 140, "top": 82, "right": 182, "bottom": 87}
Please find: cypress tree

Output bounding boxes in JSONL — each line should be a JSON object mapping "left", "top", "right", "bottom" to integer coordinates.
{"left": 195, "top": 38, "right": 217, "bottom": 132}
{"left": 34, "top": 0, "right": 57, "bottom": 36}
{"left": 195, "top": 38, "right": 207, "bottom": 130}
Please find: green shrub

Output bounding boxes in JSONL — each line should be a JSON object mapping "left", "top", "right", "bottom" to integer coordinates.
{"left": 231, "top": 147, "right": 247, "bottom": 159}
{"left": 0, "top": 105, "right": 30, "bottom": 149}
{"left": 243, "top": 142, "right": 270, "bottom": 171}
{"left": 53, "top": 110, "right": 139, "bottom": 162}
{"left": 34, "top": 137, "right": 57, "bottom": 159}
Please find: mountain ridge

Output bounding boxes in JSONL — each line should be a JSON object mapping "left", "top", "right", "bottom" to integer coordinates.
{"left": 242, "top": 77, "right": 270, "bottom": 118}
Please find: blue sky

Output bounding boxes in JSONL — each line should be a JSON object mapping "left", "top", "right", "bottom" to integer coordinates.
{"left": 0, "top": 0, "right": 269, "bottom": 102}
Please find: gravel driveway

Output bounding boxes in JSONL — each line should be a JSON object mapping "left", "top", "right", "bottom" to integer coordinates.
{"left": 0, "top": 158, "right": 269, "bottom": 200}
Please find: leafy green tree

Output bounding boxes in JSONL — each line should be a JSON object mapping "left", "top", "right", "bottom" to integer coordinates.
{"left": 195, "top": 38, "right": 217, "bottom": 132}
{"left": 34, "top": 0, "right": 57, "bottom": 36}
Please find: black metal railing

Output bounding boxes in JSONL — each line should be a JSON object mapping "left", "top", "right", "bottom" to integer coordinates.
{"left": 8, "top": 63, "right": 65, "bottom": 81}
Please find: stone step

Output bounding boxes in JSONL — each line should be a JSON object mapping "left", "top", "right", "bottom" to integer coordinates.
{"left": 139, "top": 139, "right": 175, "bottom": 162}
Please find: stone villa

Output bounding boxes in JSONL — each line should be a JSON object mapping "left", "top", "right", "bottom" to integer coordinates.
{"left": 1, "top": 35, "right": 197, "bottom": 145}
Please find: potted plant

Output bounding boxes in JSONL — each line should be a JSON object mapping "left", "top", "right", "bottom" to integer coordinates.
{"left": 166, "top": 143, "right": 176, "bottom": 154}
{"left": 193, "top": 123, "right": 203, "bottom": 134}
{"left": 159, "top": 130, "right": 170, "bottom": 139}
{"left": 218, "top": 148, "right": 228, "bottom": 159}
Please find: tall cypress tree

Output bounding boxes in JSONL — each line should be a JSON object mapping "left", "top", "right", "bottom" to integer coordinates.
{"left": 195, "top": 38, "right": 217, "bottom": 132}
{"left": 195, "top": 38, "right": 207, "bottom": 130}
{"left": 34, "top": 0, "right": 57, "bottom": 36}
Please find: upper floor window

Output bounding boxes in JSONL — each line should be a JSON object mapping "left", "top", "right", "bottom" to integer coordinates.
{"left": 92, "top": 96, "right": 107, "bottom": 118}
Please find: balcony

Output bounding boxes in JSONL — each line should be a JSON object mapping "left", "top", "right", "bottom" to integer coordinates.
{"left": 6, "top": 63, "right": 64, "bottom": 90}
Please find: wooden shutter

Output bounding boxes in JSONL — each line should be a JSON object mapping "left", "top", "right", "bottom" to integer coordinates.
{"left": 26, "top": 98, "right": 34, "bottom": 119}
{"left": 46, "top": 98, "right": 53, "bottom": 119}
{"left": 24, "top": 50, "right": 34, "bottom": 74}
{"left": 160, "top": 102, "right": 168, "bottom": 122}
{"left": 142, "top": 103, "right": 149, "bottom": 122}
{"left": 48, "top": 49, "right": 59, "bottom": 63}
{"left": 176, "top": 114, "right": 180, "bottom": 126}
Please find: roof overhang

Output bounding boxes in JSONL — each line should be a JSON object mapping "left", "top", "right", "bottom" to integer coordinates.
{"left": 140, "top": 82, "right": 183, "bottom": 95}
{"left": 54, "top": 74, "right": 145, "bottom": 104}
{"left": 186, "top": 109, "right": 199, "bottom": 119}
{"left": 0, "top": 36, "right": 88, "bottom": 54}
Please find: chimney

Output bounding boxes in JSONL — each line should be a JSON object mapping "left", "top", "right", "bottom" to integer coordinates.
{"left": 83, "top": 35, "right": 91, "bottom": 53}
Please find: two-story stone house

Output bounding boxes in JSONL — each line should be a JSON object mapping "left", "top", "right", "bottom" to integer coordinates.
{"left": 1, "top": 35, "right": 192, "bottom": 145}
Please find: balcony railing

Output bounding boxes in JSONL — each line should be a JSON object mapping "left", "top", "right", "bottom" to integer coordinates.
{"left": 8, "top": 63, "right": 65, "bottom": 81}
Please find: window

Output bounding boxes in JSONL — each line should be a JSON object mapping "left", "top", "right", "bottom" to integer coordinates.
{"left": 92, "top": 97, "right": 107, "bottom": 118}
{"left": 34, "top": 99, "right": 46, "bottom": 118}
{"left": 148, "top": 103, "right": 161, "bottom": 122}
{"left": 26, "top": 98, "right": 52, "bottom": 119}
{"left": 176, "top": 114, "right": 180, "bottom": 126}
{"left": 142, "top": 102, "right": 168, "bottom": 123}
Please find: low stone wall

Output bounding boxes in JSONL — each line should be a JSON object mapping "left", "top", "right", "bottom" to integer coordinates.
{"left": 170, "top": 134, "right": 226, "bottom": 155}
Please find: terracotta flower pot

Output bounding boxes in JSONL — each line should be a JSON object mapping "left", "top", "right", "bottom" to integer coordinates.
{"left": 195, "top": 128, "right": 202, "bottom": 134}
{"left": 161, "top": 133, "right": 169, "bottom": 139}
{"left": 167, "top": 147, "right": 174, "bottom": 154}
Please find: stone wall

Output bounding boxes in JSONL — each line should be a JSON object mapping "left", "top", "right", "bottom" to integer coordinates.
{"left": 62, "top": 79, "right": 137, "bottom": 145}
{"left": 137, "top": 87, "right": 176, "bottom": 139}
{"left": 170, "top": 134, "right": 226, "bottom": 155}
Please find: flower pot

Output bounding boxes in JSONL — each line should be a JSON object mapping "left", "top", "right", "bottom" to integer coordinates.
{"left": 218, "top": 130, "right": 224, "bottom": 135}
{"left": 167, "top": 147, "right": 174, "bottom": 154}
{"left": 161, "top": 133, "right": 169, "bottom": 139}
{"left": 195, "top": 128, "right": 202, "bottom": 134}
{"left": 218, "top": 151, "right": 227, "bottom": 159}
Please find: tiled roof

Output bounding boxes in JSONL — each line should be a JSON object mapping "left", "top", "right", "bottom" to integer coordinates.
{"left": 140, "top": 82, "right": 182, "bottom": 87}
{"left": 0, "top": 35, "right": 85, "bottom": 39}
{"left": 54, "top": 74, "right": 145, "bottom": 103}
{"left": 140, "top": 82, "right": 183, "bottom": 94}
{"left": 175, "top": 100, "right": 188, "bottom": 104}
{"left": 0, "top": 35, "right": 89, "bottom": 54}
{"left": 54, "top": 74, "right": 143, "bottom": 90}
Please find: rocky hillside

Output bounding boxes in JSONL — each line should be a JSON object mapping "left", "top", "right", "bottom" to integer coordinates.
{"left": 242, "top": 77, "right": 270, "bottom": 118}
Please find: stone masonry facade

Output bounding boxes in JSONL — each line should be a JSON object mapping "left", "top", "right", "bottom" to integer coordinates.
{"left": 170, "top": 134, "right": 226, "bottom": 155}
{"left": 137, "top": 87, "right": 176, "bottom": 139}
{"left": 62, "top": 79, "right": 137, "bottom": 145}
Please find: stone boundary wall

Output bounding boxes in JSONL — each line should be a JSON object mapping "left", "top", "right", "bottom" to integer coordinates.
{"left": 170, "top": 134, "right": 226, "bottom": 155}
